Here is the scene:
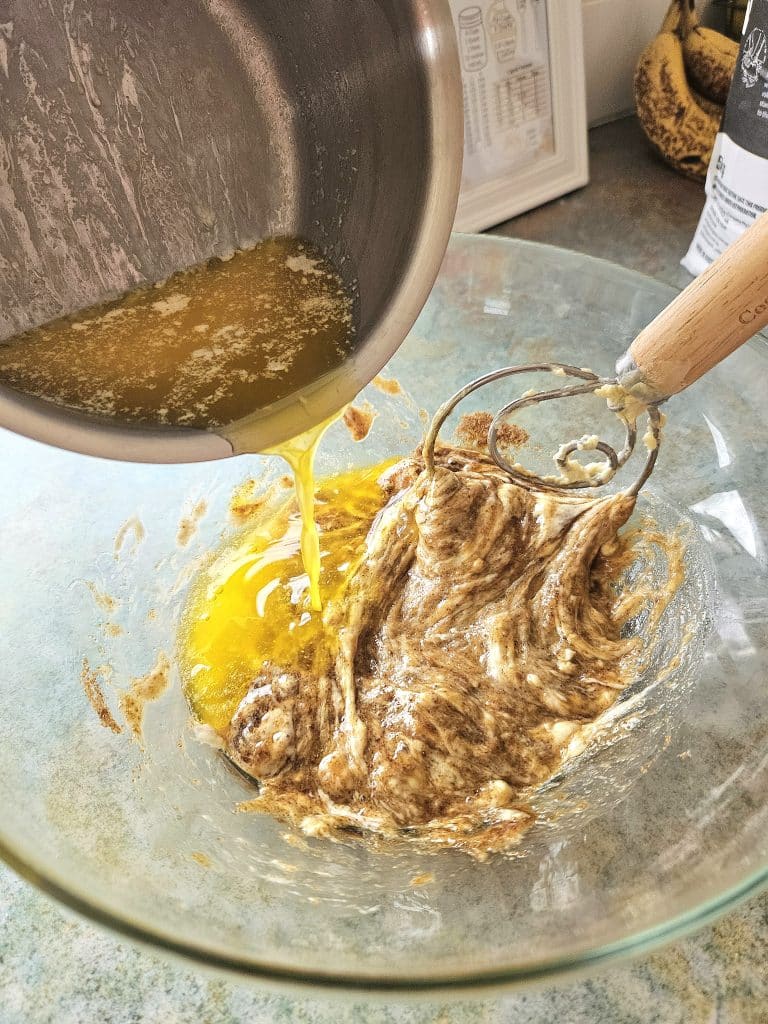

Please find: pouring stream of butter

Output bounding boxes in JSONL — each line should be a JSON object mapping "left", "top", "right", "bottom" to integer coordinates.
{"left": 265, "top": 416, "right": 339, "bottom": 611}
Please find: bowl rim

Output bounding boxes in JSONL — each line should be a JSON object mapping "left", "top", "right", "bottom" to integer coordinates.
{"left": 3, "top": 232, "right": 768, "bottom": 993}
{"left": 1, "top": 830, "right": 766, "bottom": 994}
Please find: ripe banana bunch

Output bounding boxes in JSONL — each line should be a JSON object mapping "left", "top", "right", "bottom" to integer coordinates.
{"left": 635, "top": 0, "right": 738, "bottom": 181}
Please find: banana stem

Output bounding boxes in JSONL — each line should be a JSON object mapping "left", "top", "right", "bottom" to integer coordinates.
{"left": 679, "top": 0, "right": 699, "bottom": 39}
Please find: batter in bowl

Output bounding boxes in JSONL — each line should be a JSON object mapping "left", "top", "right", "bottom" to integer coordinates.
{"left": 181, "top": 443, "right": 684, "bottom": 858}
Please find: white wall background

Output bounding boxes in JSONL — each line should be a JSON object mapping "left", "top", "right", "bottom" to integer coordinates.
{"left": 582, "top": 0, "right": 672, "bottom": 124}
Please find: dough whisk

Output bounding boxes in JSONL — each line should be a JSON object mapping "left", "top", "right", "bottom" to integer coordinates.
{"left": 426, "top": 213, "right": 768, "bottom": 497}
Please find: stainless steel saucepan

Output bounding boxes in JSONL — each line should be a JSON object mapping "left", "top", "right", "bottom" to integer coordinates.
{"left": 0, "top": 0, "right": 462, "bottom": 461}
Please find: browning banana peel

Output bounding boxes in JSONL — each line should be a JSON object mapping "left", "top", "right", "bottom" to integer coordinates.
{"left": 683, "top": 26, "right": 738, "bottom": 104}
{"left": 634, "top": 29, "right": 719, "bottom": 181}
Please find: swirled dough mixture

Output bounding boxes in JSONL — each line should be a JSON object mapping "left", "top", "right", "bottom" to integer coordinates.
{"left": 190, "top": 446, "right": 683, "bottom": 857}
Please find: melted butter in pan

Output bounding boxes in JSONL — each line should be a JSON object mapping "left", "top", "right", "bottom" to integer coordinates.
{"left": 0, "top": 238, "right": 354, "bottom": 429}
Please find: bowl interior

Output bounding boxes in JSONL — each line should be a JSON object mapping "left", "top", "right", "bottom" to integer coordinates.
{"left": 1, "top": 235, "right": 767, "bottom": 989}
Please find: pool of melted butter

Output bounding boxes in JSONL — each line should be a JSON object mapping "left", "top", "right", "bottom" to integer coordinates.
{"left": 180, "top": 458, "right": 396, "bottom": 734}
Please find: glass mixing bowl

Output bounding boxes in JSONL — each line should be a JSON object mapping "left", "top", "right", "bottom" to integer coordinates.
{"left": 1, "top": 234, "right": 767, "bottom": 994}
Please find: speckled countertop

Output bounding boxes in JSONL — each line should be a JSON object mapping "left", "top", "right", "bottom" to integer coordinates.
{"left": 2, "top": 116, "right": 767, "bottom": 1024}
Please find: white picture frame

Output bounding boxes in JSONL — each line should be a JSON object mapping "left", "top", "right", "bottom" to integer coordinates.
{"left": 450, "top": 0, "right": 589, "bottom": 233}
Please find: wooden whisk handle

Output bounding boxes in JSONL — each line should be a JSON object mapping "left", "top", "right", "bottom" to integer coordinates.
{"left": 629, "top": 211, "right": 768, "bottom": 399}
